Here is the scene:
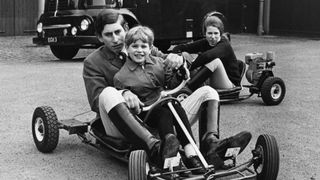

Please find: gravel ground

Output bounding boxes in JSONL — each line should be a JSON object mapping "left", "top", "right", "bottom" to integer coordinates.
{"left": 0, "top": 35, "right": 319, "bottom": 180}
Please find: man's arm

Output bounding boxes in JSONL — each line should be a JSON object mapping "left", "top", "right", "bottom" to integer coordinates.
{"left": 83, "top": 59, "right": 107, "bottom": 113}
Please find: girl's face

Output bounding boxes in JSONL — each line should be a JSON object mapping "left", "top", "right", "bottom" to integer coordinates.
{"left": 127, "top": 39, "right": 151, "bottom": 64}
{"left": 205, "top": 26, "right": 221, "bottom": 46}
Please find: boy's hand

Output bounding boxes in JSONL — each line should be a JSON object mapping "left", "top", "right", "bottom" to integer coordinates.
{"left": 164, "top": 53, "right": 183, "bottom": 69}
{"left": 122, "top": 90, "right": 144, "bottom": 114}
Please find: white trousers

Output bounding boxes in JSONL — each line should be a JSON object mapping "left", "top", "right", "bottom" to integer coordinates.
{"left": 98, "top": 86, "right": 219, "bottom": 139}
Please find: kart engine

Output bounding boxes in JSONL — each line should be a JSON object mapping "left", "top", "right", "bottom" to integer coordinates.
{"left": 245, "top": 51, "right": 275, "bottom": 85}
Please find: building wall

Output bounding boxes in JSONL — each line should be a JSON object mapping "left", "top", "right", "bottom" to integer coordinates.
{"left": 270, "top": 0, "right": 320, "bottom": 36}
{"left": 0, "top": 0, "right": 39, "bottom": 36}
{"left": 1, "top": 0, "right": 319, "bottom": 36}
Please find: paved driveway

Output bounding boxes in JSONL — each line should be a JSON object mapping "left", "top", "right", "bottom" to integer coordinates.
{"left": 0, "top": 35, "right": 319, "bottom": 180}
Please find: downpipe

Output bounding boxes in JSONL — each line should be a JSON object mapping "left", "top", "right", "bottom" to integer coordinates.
{"left": 257, "top": 0, "right": 264, "bottom": 35}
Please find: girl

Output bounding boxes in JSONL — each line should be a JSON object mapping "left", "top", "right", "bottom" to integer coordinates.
{"left": 172, "top": 12, "right": 242, "bottom": 90}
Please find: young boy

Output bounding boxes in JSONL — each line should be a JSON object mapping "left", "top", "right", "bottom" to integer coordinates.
{"left": 113, "top": 25, "right": 205, "bottom": 173}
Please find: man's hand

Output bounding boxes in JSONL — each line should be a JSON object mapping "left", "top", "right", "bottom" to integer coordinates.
{"left": 122, "top": 90, "right": 144, "bottom": 114}
{"left": 164, "top": 53, "right": 184, "bottom": 69}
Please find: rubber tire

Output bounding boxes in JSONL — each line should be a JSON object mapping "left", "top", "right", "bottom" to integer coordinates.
{"left": 261, "top": 77, "right": 286, "bottom": 105}
{"left": 50, "top": 45, "right": 79, "bottom": 60}
{"left": 128, "top": 150, "right": 149, "bottom": 180}
{"left": 254, "top": 134, "right": 279, "bottom": 180}
{"left": 32, "top": 106, "right": 59, "bottom": 153}
{"left": 174, "top": 87, "right": 192, "bottom": 102}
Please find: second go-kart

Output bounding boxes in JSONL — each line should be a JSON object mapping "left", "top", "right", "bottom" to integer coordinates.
{"left": 218, "top": 51, "right": 286, "bottom": 105}
{"left": 32, "top": 63, "right": 280, "bottom": 180}
{"left": 176, "top": 51, "right": 286, "bottom": 106}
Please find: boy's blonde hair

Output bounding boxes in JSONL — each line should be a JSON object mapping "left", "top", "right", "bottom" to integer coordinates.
{"left": 125, "top": 25, "right": 154, "bottom": 47}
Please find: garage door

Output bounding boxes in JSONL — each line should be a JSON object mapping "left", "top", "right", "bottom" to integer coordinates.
{"left": 0, "top": 0, "right": 38, "bottom": 36}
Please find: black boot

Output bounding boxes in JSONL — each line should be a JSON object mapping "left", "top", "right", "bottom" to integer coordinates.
{"left": 108, "top": 103, "right": 159, "bottom": 155}
{"left": 205, "top": 131, "right": 252, "bottom": 170}
{"left": 199, "top": 100, "right": 220, "bottom": 154}
{"left": 187, "top": 66, "right": 213, "bottom": 91}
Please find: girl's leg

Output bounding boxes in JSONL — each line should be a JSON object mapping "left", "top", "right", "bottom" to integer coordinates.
{"left": 205, "top": 58, "right": 234, "bottom": 89}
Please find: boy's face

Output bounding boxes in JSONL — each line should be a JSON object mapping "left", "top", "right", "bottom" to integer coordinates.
{"left": 127, "top": 39, "right": 151, "bottom": 64}
{"left": 98, "top": 21, "right": 127, "bottom": 53}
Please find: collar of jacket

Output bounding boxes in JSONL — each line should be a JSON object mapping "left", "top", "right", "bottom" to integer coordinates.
{"left": 100, "top": 45, "right": 126, "bottom": 68}
{"left": 126, "top": 55, "right": 155, "bottom": 71}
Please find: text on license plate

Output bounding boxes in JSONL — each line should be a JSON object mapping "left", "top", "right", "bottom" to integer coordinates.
{"left": 48, "top": 37, "right": 57, "bottom": 43}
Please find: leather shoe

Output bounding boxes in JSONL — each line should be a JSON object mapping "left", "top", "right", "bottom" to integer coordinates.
{"left": 204, "top": 131, "right": 252, "bottom": 169}
{"left": 184, "top": 156, "right": 206, "bottom": 174}
{"left": 214, "top": 131, "right": 252, "bottom": 160}
{"left": 161, "top": 134, "right": 180, "bottom": 161}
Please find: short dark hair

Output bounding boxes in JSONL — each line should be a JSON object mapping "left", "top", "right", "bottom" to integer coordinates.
{"left": 94, "top": 9, "right": 127, "bottom": 36}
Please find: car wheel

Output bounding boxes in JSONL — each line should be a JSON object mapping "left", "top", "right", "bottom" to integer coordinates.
{"left": 261, "top": 77, "right": 286, "bottom": 105}
{"left": 32, "top": 106, "right": 59, "bottom": 153}
{"left": 128, "top": 150, "right": 150, "bottom": 180}
{"left": 253, "top": 134, "right": 279, "bottom": 180}
{"left": 50, "top": 45, "right": 79, "bottom": 60}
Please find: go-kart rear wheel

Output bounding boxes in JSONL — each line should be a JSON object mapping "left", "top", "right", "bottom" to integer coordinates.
{"left": 128, "top": 150, "right": 150, "bottom": 180}
{"left": 261, "top": 77, "right": 286, "bottom": 105}
{"left": 32, "top": 106, "right": 59, "bottom": 153}
{"left": 253, "top": 134, "right": 279, "bottom": 180}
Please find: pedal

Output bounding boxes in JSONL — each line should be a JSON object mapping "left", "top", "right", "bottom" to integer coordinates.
{"left": 59, "top": 118, "right": 88, "bottom": 135}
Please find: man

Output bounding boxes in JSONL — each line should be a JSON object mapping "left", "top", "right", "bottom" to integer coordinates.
{"left": 83, "top": 9, "right": 251, "bottom": 169}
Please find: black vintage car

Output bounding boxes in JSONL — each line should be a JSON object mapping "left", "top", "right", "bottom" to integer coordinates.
{"left": 33, "top": 0, "right": 227, "bottom": 60}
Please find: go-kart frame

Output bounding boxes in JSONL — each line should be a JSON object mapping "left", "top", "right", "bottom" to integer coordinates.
{"left": 31, "top": 62, "right": 280, "bottom": 179}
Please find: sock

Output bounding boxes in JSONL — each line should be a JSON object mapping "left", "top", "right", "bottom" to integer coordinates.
{"left": 184, "top": 144, "right": 197, "bottom": 158}
{"left": 202, "top": 132, "right": 219, "bottom": 142}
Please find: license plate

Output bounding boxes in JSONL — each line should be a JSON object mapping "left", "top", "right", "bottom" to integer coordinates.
{"left": 47, "top": 37, "right": 57, "bottom": 43}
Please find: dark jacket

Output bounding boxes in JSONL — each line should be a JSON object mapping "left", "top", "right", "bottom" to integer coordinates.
{"left": 83, "top": 45, "right": 172, "bottom": 113}
{"left": 113, "top": 55, "right": 180, "bottom": 106}
{"left": 83, "top": 46, "right": 125, "bottom": 113}
{"left": 172, "top": 36, "right": 241, "bottom": 86}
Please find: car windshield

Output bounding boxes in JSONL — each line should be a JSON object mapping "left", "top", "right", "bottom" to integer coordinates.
{"left": 71, "top": 0, "right": 117, "bottom": 9}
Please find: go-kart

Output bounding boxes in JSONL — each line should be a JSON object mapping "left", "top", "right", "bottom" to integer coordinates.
{"left": 218, "top": 51, "right": 286, "bottom": 105}
{"left": 177, "top": 51, "right": 286, "bottom": 106}
{"left": 217, "top": 51, "right": 286, "bottom": 105}
{"left": 32, "top": 63, "right": 280, "bottom": 180}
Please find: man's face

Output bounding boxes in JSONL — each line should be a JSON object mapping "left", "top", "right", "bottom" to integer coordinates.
{"left": 98, "top": 21, "right": 126, "bottom": 53}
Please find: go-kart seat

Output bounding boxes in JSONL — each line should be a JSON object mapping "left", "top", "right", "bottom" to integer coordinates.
{"left": 217, "top": 60, "right": 246, "bottom": 98}
{"left": 90, "top": 117, "right": 130, "bottom": 151}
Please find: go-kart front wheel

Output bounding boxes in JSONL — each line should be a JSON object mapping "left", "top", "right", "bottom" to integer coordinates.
{"left": 128, "top": 150, "right": 150, "bottom": 180}
{"left": 253, "top": 134, "right": 279, "bottom": 180}
{"left": 261, "top": 77, "right": 286, "bottom": 105}
{"left": 32, "top": 106, "right": 59, "bottom": 153}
